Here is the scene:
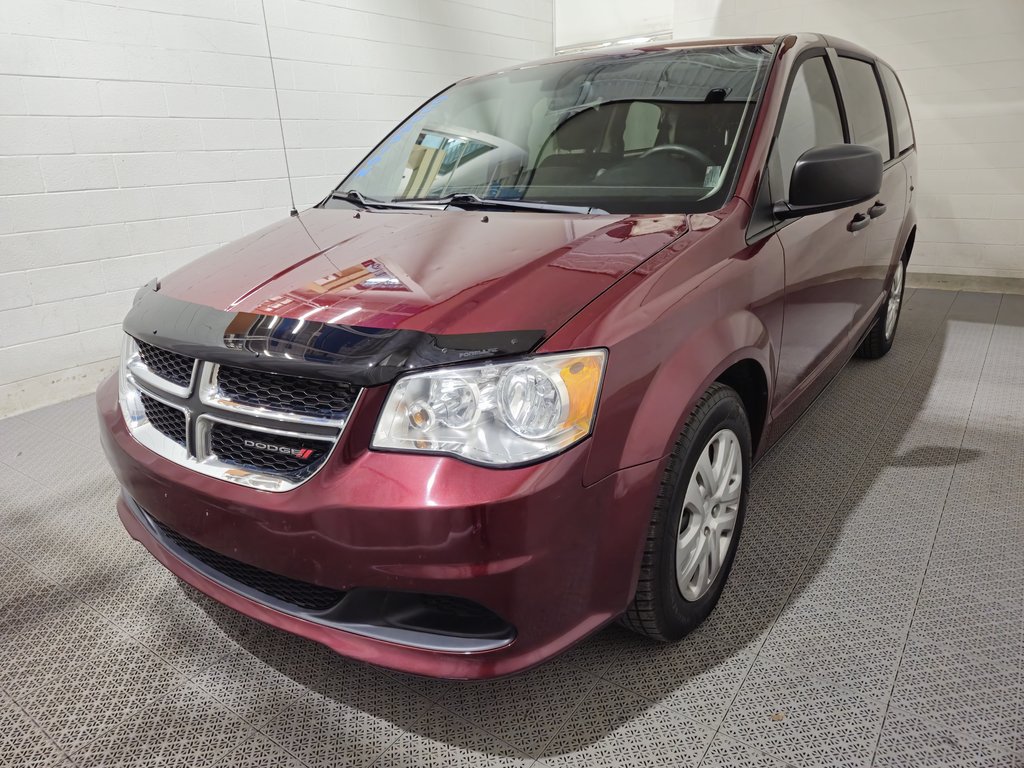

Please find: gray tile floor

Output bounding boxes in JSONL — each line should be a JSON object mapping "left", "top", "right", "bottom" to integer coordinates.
{"left": 1, "top": 288, "right": 1022, "bottom": 767}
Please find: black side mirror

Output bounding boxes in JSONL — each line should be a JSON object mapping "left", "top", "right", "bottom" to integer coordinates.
{"left": 774, "top": 144, "right": 882, "bottom": 219}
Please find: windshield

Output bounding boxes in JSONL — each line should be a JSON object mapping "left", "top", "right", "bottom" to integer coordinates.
{"left": 331, "top": 44, "right": 776, "bottom": 214}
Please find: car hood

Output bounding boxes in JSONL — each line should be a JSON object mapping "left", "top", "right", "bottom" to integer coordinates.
{"left": 158, "top": 207, "right": 689, "bottom": 336}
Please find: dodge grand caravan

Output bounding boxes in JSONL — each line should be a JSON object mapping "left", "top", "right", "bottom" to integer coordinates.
{"left": 98, "top": 33, "right": 917, "bottom": 679}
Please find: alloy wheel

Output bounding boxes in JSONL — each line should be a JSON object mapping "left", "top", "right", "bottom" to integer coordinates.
{"left": 676, "top": 428, "right": 742, "bottom": 601}
{"left": 885, "top": 262, "right": 904, "bottom": 341}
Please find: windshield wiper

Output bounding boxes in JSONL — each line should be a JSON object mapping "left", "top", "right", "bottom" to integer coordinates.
{"left": 328, "top": 190, "right": 442, "bottom": 210}
{"left": 404, "top": 193, "right": 606, "bottom": 215}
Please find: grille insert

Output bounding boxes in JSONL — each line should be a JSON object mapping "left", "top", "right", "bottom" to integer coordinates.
{"left": 137, "top": 340, "right": 195, "bottom": 388}
{"left": 209, "top": 422, "right": 328, "bottom": 478}
{"left": 216, "top": 365, "right": 359, "bottom": 421}
{"left": 140, "top": 393, "right": 187, "bottom": 446}
{"left": 152, "top": 518, "right": 345, "bottom": 611}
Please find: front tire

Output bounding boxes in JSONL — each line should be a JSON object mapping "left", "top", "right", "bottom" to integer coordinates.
{"left": 857, "top": 259, "right": 905, "bottom": 359}
{"left": 620, "top": 383, "right": 751, "bottom": 642}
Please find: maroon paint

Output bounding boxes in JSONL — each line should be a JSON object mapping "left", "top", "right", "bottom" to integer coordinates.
{"left": 98, "top": 33, "right": 917, "bottom": 678}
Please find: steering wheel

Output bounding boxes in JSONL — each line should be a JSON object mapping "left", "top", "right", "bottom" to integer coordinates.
{"left": 639, "top": 144, "right": 715, "bottom": 169}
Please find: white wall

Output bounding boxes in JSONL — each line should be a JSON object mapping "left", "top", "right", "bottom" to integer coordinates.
{"left": 555, "top": 0, "right": 672, "bottom": 48}
{"left": 0, "top": 0, "right": 553, "bottom": 417}
{"left": 669, "top": 0, "right": 1024, "bottom": 283}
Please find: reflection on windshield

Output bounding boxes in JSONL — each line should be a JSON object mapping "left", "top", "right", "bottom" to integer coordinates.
{"left": 337, "top": 45, "right": 775, "bottom": 214}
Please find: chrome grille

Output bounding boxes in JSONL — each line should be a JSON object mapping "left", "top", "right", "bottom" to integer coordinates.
{"left": 139, "top": 393, "right": 187, "bottom": 446}
{"left": 120, "top": 334, "right": 360, "bottom": 492}
{"left": 209, "top": 422, "right": 329, "bottom": 478}
{"left": 215, "top": 365, "right": 359, "bottom": 422}
{"left": 136, "top": 340, "right": 195, "bottom": 389}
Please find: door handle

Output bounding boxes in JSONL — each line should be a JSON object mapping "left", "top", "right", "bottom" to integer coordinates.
{"left": 868, "top": 201, "right": 887, "bottom": 218}
{"left": 848, "top": 212, "right": 870, "bottom": 232}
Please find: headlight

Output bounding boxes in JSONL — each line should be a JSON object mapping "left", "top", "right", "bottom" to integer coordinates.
{"left": 372, "top": 349, "right": 607, "bottom": 465}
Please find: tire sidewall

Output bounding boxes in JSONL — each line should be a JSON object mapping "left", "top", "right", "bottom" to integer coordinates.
{"left": 654, "top": 391, "right": 751, "bottom": 637}
{"left": 884, "top": 260, "right": 906, "bottom": 347}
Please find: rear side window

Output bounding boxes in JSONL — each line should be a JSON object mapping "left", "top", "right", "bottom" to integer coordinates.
{"left": 770, "top": 56, "right": 845, "bottom": 200}
{"left": 836, "top": 57, "right": 890, "bottom": 159}
{"left": 879, "top": 63, "right": 914, "bottom": 154}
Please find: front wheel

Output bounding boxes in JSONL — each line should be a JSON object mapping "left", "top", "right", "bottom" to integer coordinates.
{"left": 620, "top": 383, "right": 751, "bottom": 642}
{"left": 857, "top": 259, "right": 905, "bottom": 359}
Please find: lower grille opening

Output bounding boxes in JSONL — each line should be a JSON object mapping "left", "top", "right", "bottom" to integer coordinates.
{"left": 137, "top": 504, "right": 516, "bottom": 651}
{"left": 152, "top": 518, "right": 346, "bottom": 611}
{"left": 208, "top": 422, "right": 329, "bottom": 479}
{"left": 140, "top": 393, "right": 187, "bottom": 446}
{"left": 337, "top": 589, "right": 514, "bottom": 642}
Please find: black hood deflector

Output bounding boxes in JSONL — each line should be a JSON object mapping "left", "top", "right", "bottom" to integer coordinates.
{"left": 123, "top": 286, "right": 545, "bottom": 387}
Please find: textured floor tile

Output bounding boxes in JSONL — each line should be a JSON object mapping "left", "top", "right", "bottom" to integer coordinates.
{"left": 0, "top": 422, "right": 111, "bottom": 488}
{"left": 873, "top": 704, "right": 1020, "bottom": 768}
{"left": 0, "top": 599, "right": 140, "bottom": 696}
{"left": 210, "top": 732, "right": 305, "bottom": 768}
{"left": 439, "top": 658, "right": 601, "bottom": 757}
{"left": 756, "top": 609, "right": 904, "bottom": 699}
{"left": 111, "top": 577, "right": 265, "bottom": 680}
{"left": 18, "top": 395, "right": 102, "bottom": 450}
{"left": 374, "top": 706, "right": 533, "bottom": 767}
{"left": 259, "top": 666, "right": 432, "bottom": 768}
{"left": 698, "top": 734, "right": 793, "bottom": 767}
{"left": 603, "top": 617, "right": 766, "bottom": 728}
{"left": 908, "top": 589, "right": 1023, "bottom": 668}
{"left": 12, "top": 638, "right": 186, "bottom": 753}
{"left": 380, "top": 668, "right": 454, "bottom": 703}
{"left": 0, "top": 691, "right": 66, "bottom": 768}
{"left": 68, "top": 685, "right": 251, "bottom": 768}
{"left": 537, "top": 680, "right": 714, "bottom": 767}
{"left": 192, "top": 645, "right": 321, "bottom": 728}
{"left": 560, "top": 623, "right": 637, "bottom": 678}
{"left": 886, "top": 638, "right": 1022, "bottom": 756}
{"left": 720, "top": 657, "right": 886, "bottom": 767}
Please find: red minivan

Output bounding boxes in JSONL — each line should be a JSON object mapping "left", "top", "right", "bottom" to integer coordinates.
{"left": 98, "top": 33, "right": 917, "bottom": 679}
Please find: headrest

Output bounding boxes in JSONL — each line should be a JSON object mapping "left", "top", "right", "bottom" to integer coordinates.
{"left": 554, "top": 108, "right": 607, "bottom": 151}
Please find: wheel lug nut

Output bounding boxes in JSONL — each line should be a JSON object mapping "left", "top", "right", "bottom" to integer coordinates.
{"left": 703, "top": 527, "right": 710, "bottom": 536}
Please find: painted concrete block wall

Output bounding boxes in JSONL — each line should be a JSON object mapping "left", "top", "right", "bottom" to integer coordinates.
{"left": 670, "top": 0, "right": 1024, "bottom": 282}
{"left": 0, "top": 0, "right": 553, "bottom": 416}
{"left": 555, "top": 0, "right": 672, "bottom": 48}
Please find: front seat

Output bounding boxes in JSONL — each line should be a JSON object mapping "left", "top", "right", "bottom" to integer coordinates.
{"left": 529, "top": 108, "right": 617, "bottom": 191}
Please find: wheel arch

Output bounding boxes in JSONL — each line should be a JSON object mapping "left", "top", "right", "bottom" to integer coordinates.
{"left": 714, "top": 358, "right": 769, "bottom": 456}
{"left": 903, "top": 224, "right": 916, "bottom": 264}
{"left": 585, "top": 307, "right": 775, "bottom": 486}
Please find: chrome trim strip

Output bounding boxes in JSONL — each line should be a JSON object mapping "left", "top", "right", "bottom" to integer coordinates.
{"left": 122, "top": 373, "right": 192, "bottom": 463}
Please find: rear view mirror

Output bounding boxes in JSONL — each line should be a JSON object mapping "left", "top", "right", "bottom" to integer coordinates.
{"left": 774, "top": 144, "right": 882, "bottom": 219}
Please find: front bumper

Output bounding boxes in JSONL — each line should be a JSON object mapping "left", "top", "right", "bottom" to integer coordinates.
{"left": 98, "top": 374, "right": 663, "bottom": 678}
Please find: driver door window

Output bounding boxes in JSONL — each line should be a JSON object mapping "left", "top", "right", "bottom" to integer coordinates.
{"left": 769, "top": 56, "right": 844, "bottom": 201}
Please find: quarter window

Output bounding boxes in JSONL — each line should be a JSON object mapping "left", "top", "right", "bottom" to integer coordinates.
{"left": 879, "top": 63, "right": 914, "bottom": 154}
{"left": 770, "top": 56, "right": 844, "bottom": 200}
{"left": 837, "top": 57, "right": 890, "bottom": 159}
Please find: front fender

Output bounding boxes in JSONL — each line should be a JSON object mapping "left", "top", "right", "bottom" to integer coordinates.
{"left": 540, "top": 204, "right": 785, "bottom": 488}
{"left": 635, "top": 316, "right": 772, "bottom": 462}
{"left": 591, "top": 306, "right": 774, "bottom": 486}
{"left": 575, "top": 259, "right": 783, "bottom": 485}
